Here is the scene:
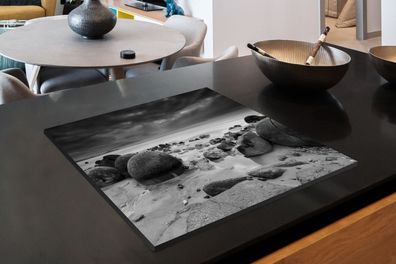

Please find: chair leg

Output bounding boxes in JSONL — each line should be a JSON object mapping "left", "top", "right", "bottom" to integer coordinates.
{"left": 25, "top": 64, "right": 41, "bottom": 93}
{"left": 109, "top": 67, "right": 125, "bottom": 80}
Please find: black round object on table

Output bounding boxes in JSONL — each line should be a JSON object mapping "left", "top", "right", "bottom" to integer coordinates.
{"left": 120, "top": 50, "right": 136, "bottom": 60}
{"left": 68, "top": 0, "right": 117, "bottom": 39}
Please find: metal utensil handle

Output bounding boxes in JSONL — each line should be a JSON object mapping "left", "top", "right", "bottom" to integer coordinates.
{"left": 305, "top": 26, "right": 330, "bottom": 65}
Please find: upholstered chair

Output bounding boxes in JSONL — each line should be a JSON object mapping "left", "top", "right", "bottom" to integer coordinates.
{"left": 0, "top": 0, "right": 56, "bottom": 20}
{"left": 25, "top": 16, "right": 108, "bottom": 94}
{"left": 160, "top": 15, "right": 207, "bottom": 70}
{"left": 172, "top": 46, "right": 239, "bottom": 69}
{"left": 0, "top": 69, "right": 35, "bottom": 105}
{"left": 37, "top": 67, "right": 108, "bottom": 94}
{"left": 126, "top": 15, "right": 207, "bottom": 78}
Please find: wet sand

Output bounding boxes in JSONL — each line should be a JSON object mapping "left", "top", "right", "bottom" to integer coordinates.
{"left": 77, "top": 111, "right": 356, "bottom": 246}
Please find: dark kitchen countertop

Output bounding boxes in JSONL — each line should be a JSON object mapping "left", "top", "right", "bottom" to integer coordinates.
{"left": 0, "top": 46, "right": 395, "bottom": 264}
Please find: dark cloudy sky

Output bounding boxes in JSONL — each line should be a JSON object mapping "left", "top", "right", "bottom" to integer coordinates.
{"left": 46, "top": 88, "right": 246, "bottom": 161}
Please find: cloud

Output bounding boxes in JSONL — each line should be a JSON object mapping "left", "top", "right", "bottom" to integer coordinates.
{"left": 47, "top": 89, "right": 244, "bottom": 160}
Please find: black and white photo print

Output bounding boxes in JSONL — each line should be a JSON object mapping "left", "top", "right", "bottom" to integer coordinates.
{"left": 45, "top": 88, "right": 356, "bottom": 248}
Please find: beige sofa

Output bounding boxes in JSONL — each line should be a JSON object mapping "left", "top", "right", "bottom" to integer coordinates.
{"left": 325, "top": 0, "right": 347, "bottom": 18}
{"left": 0, "top": 0, "right": 56, "bottom": 20}
{"left": 336, "top": 0, "right": 356, "bottom": 28}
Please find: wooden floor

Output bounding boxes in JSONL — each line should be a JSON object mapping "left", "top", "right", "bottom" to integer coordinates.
{"left": 325, "top": 17, "right": 381, "bottom": 53}
{"left": 254, "top": 192, "right": 396, "bottom": 264}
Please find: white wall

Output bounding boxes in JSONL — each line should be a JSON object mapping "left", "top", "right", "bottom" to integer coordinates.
{"left": 366, "top": 0, "right": 381, "bottom": 33}
{"left": 214, "top": 0, "right": 322, "bottom": 57}
{"left": 382, "top": 0, "right": 396, "bottom": 45}
{"left": 187, "top": 0, "right": 322, "bottom": 57}
{"left": 187, "top": 0, "right": 214, "bottom": 58}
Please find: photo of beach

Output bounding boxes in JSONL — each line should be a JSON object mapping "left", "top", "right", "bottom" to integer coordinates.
{"left": 45, "top": 88, "right": 357, "bottom": 248}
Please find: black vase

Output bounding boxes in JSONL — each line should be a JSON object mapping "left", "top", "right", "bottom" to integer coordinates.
{"left": 68, "top": 0, "right": 117, "bottom": 39}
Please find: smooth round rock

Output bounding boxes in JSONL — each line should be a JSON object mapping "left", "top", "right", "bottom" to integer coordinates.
{"left": 94, "top": 154, "right": 120, "bottom": 168}
{"left": 199, "top": 134, "right": 210, "bottom": 139}
{"left": 114, "top": 153, "right": 135, "bottom": 176}
{"left": 209, "top": 138, "right": 223, "bottom": 145}
{"left": 203, "top": 149, "right": 225, "bottom": 161}
{"left": 189, "top": 158, "right": 214, "bottom": 171}
{"left": 224, "top": 131, "right": 242, "bottom": 140}
{"left": 127, "top": 151, "right": 182, "bottom": 181}
{"left": 237, "top": 132, "right": 273, "bottom": 157}
{"left": 247, "top": 168, "right": 286, "bottom": 180}
{"left": 87, "top": 166, "right": 123, "bottom": 188}
{"left": 256, "top": 118, "right": 316, "bottom": 147}
{"left": 244, "top": 115, "right": 266, "bottom": 123}
{"left": 203, "top": 177, "right": 247, "bottom": 196}
{"left": 217, "top": 140, "right": 235, "bottom": 152}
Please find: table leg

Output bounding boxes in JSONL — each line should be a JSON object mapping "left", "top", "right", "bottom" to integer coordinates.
{"left": 109, "top": 67, "right": 125, "bottom": 80}
{"left": 25, "top": 64, "right": 41, "bottom": 93}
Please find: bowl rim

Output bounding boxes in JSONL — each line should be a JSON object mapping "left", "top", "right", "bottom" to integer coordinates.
{"left": 253, "top": 39, "right": 351, "bottom": 67}
{"left": 369, "top": 46, "right": 396, "bottom": 64}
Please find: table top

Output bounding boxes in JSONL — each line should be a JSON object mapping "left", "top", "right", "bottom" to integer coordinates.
{"left": 0, "top": 17, "right": 185, "bottom": 68}
{"left": 0, "top": 46, "right": 395, "bottom": 263}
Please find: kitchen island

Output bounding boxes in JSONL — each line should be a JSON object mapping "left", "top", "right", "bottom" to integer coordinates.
{"left": 0, "top": 45, "right": 395, "bottom": 263}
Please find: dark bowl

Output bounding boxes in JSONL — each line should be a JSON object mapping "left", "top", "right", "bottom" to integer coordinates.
{"left": 252, "top": 40, "right": 351, "bottom": 92}
{"left": 369, "top": 46, "right": 396, "bottom": 84}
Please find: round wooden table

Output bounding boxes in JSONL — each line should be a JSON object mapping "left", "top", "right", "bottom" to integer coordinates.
{"left": 0, "top": 16, "right": 185, "bottom": 88}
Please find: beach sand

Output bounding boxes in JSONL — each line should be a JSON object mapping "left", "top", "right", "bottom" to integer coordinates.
{"left": 77, "top": 110, "right": 356, "bottom": 246}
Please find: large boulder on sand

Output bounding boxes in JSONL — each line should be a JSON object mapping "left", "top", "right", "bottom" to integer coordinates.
{"left": 217, "top": 140, "right": 235, "bottom": 151}
{"left": 114, "top": 153, "right": 135, "bottom": 176}
{"left": 127, "top": 151, "right": 183, "bottom": 181}
{"left": 203, "top": 177, "right": 247, "bottom": 196}
{"left": 94, "top": 154, "right": 120, "bottom": 167}
{"left": 87, "top": 166, "right": 123, "bottom": 188}
{"left": 247, "top": 167, "right": 286, "bottom": 180}
{"left": 244, "top": 115, "right": 266, "bottom": 123}
{"left": 256, "top": 118, "right": 317, "bottom": 147}
{"left": 237, "top": 132, "right": 273, "bottom": 157}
